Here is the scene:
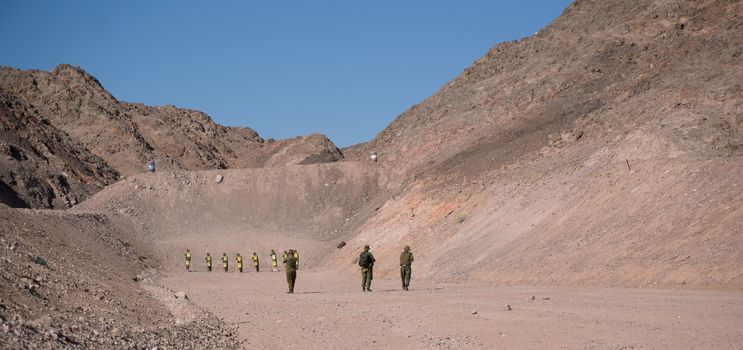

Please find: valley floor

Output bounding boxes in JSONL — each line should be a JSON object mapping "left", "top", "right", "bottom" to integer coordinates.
{"left": 163, "top": 270, "right": 743, "bottom": 349}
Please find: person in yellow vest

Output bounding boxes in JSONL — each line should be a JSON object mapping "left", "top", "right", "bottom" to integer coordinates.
{"left": 185, "top": 249, "right": 192, "bottom": 271}
{"left": 205, "top": 252, "right": 212, "bottom": 272}
{"left": 252, "top": 252, "right": 260, "bottom": 272}
{"left": 270, "top": 249, "right": 278, "bottom": 272}
{"left": 222, "top": 253, "right": 229, "bottom": 272}
{"left": 293, "top": 249, "right": 299, "bottom": 270}
{"left": 236, "top": 253, "right": 243, "bottom": 273}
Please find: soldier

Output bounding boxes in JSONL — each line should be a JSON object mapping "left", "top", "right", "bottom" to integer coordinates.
{"left": 283, "top": 249, "right": 298, "bottom": 293}
{"left": 236, "top": 253, "right": 243, "bottom": 273}
{"left": 252, "top": 252, "right": 260, "bottom": 272}
{"left": 185, "top": 249, "right": 192, "bottom": 272}
{"left": 399, "top": 246, "right": 414, "bottom": 290}
{"left": 222, "top": 253, "right": 229, "bottom": 272}
{"left": 205, "top": 252, "right": 212, "bottom": 272}
{"left": 270, "top": 249, "right": 279, "bottom": 272}
{"left": 358, "top": 245, "right": 376, "bottom": 292}
{"left": 293, "top": 249, "right": 299, "bottom": 270}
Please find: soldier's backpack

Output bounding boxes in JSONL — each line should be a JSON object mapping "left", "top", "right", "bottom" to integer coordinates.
{"left": 358, "top": 253, "right": 372, "bottom": 268}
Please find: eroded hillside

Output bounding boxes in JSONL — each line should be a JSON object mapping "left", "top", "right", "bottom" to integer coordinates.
{"left": 0, "top": 89, "right": 119, "bottom": 209}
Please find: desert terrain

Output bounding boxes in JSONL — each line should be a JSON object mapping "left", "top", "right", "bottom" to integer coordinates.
{"left": 1, "top": 0, "right": 742, "bottom": 348}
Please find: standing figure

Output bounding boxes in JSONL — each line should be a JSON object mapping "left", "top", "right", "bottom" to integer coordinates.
{"left": 252, "top": 252, "right": 260, "bottom": 272}
{"left": 370, "top": 150, "right": 378, "bottom": 162}
{"left": 358, "top": 245, "right": 376, "bottom": 292}
{"left": 222, "top": 253, "right": 229, "bottom": 272}
{"left": 399, "top": 246, "right": 414, "bottom": 290}
{"left": 236, "top": 253, "right": 243, "bottom": 273}
{"left": 185, "top": 249, "right": 192, "bottom": 271}
{"left": 146, "top": 160, "right": 156, "bottom": 173}
{"left": 283, "top": 249, "right": 298, "bottom": 293}
{"left": 205, "top": 253, "right": 212, "bottom": 272}
{"left": 270, "top": 249, "right": 278, "bottom": 272}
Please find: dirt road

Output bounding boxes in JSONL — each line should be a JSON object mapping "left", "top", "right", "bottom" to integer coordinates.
{"left": 163, "top": 270, "right": 743, "bottom": 349}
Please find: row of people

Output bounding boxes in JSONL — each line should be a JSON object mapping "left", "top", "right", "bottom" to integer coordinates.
{"left": 183, "top": 249, "right": 299, "bottom": 273}
{"left": 183, "top": 245, "right": 415, "bottom": 293}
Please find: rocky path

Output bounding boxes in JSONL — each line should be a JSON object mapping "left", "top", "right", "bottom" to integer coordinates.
{"left": 164, "top": 270, "right": 743, "bottom": 349}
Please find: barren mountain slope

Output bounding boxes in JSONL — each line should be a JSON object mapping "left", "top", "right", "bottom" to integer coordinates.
{"left": 331, "top": 0, "right": 743, "bottom": 289}
{"left": 0, "top": 207, "right": 240, "bottom": 348}
{"left": 0, "top": 89, "right": 119, "bottom": 209}
{"left": 347, "top": 0, "right": 743, "bottom": 178}
{"left": 0, "top": 65, "right": 343, "bottom": 176}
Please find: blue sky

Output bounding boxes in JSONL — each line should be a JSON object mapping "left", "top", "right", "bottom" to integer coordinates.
{"left": 0, "top": 0, "right": 572, "bottom": 147}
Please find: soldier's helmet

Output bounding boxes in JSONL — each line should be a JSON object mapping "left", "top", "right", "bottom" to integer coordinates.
{"left": 404, "top": 246, "right": 410, "bottom": 251}
{"left": 363, "top": 245, "right": 370, "bottom": 250}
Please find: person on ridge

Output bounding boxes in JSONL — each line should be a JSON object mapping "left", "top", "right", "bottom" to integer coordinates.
{"left": 358, "top": 245, "right": 376, "bottom": 292}
{"left": 283, "top": 249, "right": 298, "bottom": 293}
{"left": 205, "top": 252, "right": 212, "bottom": 272}
{"left": 236, "top": 253, "right": 243, "bottom": 273}
{"left": 185, "top": 249, "right": 192, "bottom": 272}
{"left": 399, "top": 246, "right": 414, "bottom": 290}
{"left": 252, "top": 252, "right": 260, "bottom": 272}
{"left": 270, "top": 249, "right": 279, "bottom": 272}
{"left": 222, "top": 253, "right": 229, "bottom": 272}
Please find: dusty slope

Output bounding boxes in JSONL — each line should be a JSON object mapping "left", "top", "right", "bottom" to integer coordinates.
{"left": 75, "top": 162, "right": 387, "bottom": 272}
{"left": 0, "top": 88, "right": 119, "bottom": 209}
{"left": 0, "top": 64, "right": 343, "bottom": 177}
{"left": 0, "top": 206, "right": 240, "bottom": 348}
{"left": 327, "top": 0, "right": 743, "bottom": 289}
{"left": 347, "top": 0, "right": 743, "bottom": 175}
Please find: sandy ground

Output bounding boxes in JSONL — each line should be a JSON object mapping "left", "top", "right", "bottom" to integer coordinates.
{"left": 163, "top": 270, "right": 743, "bottom": 349}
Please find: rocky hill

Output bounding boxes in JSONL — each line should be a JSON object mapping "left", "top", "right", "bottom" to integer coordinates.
{"left": 0, "top": 89, "right": 119, "bottom": 209}
{"left": 0, "top": 65, "right": 343, "bottom": 208}
{"left": 348, "top": 0, "right": 743, "bottom": 177}
{"left": 334, "top": 0, "right": 743, "bottom": 287}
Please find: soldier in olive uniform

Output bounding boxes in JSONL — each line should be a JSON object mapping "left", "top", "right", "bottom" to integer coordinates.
{"left": 222, "top": 253, "right": 229, "bottom": 272}
{"left": 358, "top": 245, "right": 376, "bottom": 292}
{"left": 205, "top": 253, "right": 212, "bottom": 272}
{"left": 399, "top": 246, "right": 414, "bottom": 290}
{"left": 283, "top": 249, "right": 298, "bottom": 293}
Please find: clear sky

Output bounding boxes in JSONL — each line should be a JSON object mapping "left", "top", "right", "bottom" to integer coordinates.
{"left": 1, "top": 0, "right": 572, "bottom": 147}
